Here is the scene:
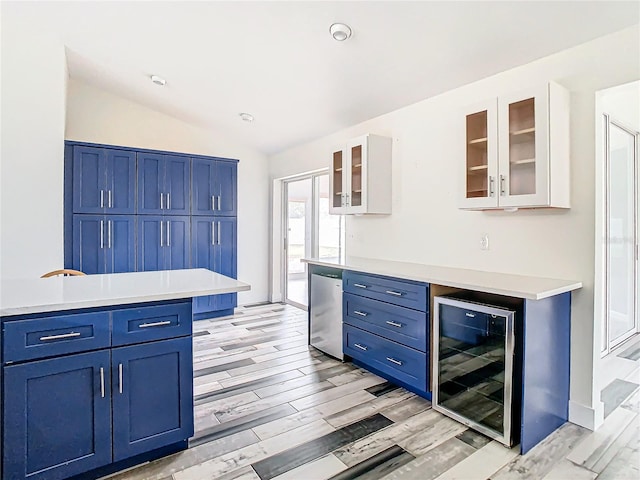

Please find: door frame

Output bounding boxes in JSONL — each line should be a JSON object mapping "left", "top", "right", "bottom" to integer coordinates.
{"left": 602, "top": 115, "right": 639, "bottom": 355}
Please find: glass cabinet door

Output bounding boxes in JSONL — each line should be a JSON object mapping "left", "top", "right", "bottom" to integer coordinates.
{"left": 331, "top": 149, "right": 345, "bottom": 211}
{"left": 498, "top": 85, "right": 549, "bottom": 207}
{"left": 461, "top": 100, "right": 498, "bottom": 209}
{"left": 350, "top": 143, "right": 363, "bottom": 208}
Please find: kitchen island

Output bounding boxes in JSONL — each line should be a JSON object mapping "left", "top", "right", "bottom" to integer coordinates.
{"left": 0, "top": 269, "right": 250, "bottom": 480}
{"left": 303, "top": 256, "right": 581, "bottom": 454}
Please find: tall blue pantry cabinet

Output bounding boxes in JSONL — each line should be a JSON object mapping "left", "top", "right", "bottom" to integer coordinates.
{"left": 64, "top": 142, "right": 239, "bottom": 318}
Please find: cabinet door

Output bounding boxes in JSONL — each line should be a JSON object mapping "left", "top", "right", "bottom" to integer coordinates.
{"left": 460, "top": 99, "right": 499, "bottom": 209}
{"left": 73, "top": 146, "right": 107, "bottom": 214}
{"left": 3, "top": 350, "right": 112, "bottom": 480}
{"left": 111, "top": 337, "right": 194, "bottom": 461}
{"left": 346, "top": 136, "right": 366, "bottom": 214}
{"left": 165, "top": 156, "right": 190, "bottom": 215}
{"left": 138, "top": 153, "right": 165, "bottom": 214}
{"left": 191, "top": 158, "right": 216, "bottom": 215}
{"left": 137, "top": 216, "right": 165, "bottom": 272}
{"left": 166, "top": 216, "right": 191, "bottom": 270}
{"left": 215, "top": 161, "right": 238, "bottom": 216}
{"left": 498, "top": 85, "right": 550, "bottom": 208}
{"left": 73, "top": 214, "right": 107, "bottom": 274}
{"left": 191, "top": 217, "right": 220, "bottom": 314}
{"left": 106, "top": 149, "right": 136, "bottom": 214}
{"left": 329, "top": 147, "right": 347, "bottom": 214}
{"left": 213, "top": 217, "right": 237, "bottom": 311}
{"left": 105, "top": 215, "right": 136, "bottom": 273}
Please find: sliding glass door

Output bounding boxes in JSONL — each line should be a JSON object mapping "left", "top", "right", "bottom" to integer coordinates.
{"left": 604, "top": 115, "right": 639, "bottom": 352}
{"left": 284, "top": 173, "right": 344, "bottom": 308}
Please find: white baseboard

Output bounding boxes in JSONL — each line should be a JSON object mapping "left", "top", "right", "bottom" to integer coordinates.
{"left": 569, "top": 399, "right": 605, "bottom": 430}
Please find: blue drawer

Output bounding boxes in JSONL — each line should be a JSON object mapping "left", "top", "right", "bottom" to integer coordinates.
{"left": 112, "top": 302, "right": 192, "bottom": 346}
{"left": 439, "top": 303, "right": 490, "bottom": 346}
{"left": 344, "top": 294, "right": 427, "bottom": 352}
{"left": 343, "top": 324, "right": 427, "bottom": 392}
{"left": 343, "top": 271, "right": 428, "bottom": 312}
{"left": 3, "top": 312, "right": 110, "bottom": 363}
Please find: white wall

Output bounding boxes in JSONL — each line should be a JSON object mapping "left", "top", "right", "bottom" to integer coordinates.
{"left": 0, "top": 7, "right": 67, "bottom": 280}
{"left": 66, "top": 79, "right": 269, "bottom": 306}
{"left": 269, "top": 25, "right": 640, "bottom": 428}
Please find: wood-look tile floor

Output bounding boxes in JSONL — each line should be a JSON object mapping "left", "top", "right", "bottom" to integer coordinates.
{"left": 105, "top": 304, "right": 640, "bottom": 480}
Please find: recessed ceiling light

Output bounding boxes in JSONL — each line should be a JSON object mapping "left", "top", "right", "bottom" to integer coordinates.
{"left": 150, "top": 75, "right": 166, "bottom": 86}
{"left": 330, "top": 23, "right": 352, "bottom": 41}
{"left": 239, "top": 113, "right": 254, "bottom": 122}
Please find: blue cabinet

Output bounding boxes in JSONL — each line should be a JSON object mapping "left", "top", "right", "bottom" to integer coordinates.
{"left": 137, "top": 216, "right": 190, "bottom": 271}
{"left": 138, "top": 154, "right": 190, "bottom": 215}
{"left": 191, "top": 217, "right": 237, "bottom": 315}
{"left": 2, "top": 350, "right": 112, "bottom": 480}
{"left": 192, "top": 158, "right": 237, "bottom": 216}
{"left": 73, "top": 146, "right": 136, "bottom": 214}
{"left": 72, "top": 215, "right": 136, "bottom": 274}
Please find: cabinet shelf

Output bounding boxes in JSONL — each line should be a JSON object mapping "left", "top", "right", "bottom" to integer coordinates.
{"left": 468, "top": 165, "right": 488, "bottom": 171}
{"left": 511, "top": 158, "right": 536, "bottom": 165}
{"left": 468, "top": 137, "right": 488, "bottom": 145}
{"left": 334, "top": 168, "right": 343, "bottom": 172}
{"left": 352, "top": 163, "right": 362, "bottom": 168}
{"left": 335, "top": 192, "right": 342, "bottom": 196}
{"left": 510, "top": 127, "right": 535, "bottom": 136}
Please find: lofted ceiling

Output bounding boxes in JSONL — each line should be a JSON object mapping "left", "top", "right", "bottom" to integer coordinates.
{"left": 7, "top": 1, "right": 640, "bottom": 155}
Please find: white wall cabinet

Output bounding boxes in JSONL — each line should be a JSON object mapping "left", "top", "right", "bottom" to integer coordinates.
{"left": 330, "top": 134, "right": 392, "bottom": 215}
{"left": 460, "top": 82, "right": 570, "bottom": 210}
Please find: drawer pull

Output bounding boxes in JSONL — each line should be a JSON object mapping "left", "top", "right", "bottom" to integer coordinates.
{"left": 354, "top": 343, "right": 368, "bottom": 351}
{"left": 465, "top": 312, "right": 476, "bottom": 318}
{"left": 139, "top": 320, "right": 172, "bottom": 328}
{"left": 386, "top": 320, "right": 403, "bottom": 328}
{"left": 353, "top": 283, "right": 368, "bottom": 289}
{"left": 353, "top": 310, "right": 368, "bottom": 317}
{"left": 39, "top": 332, "right": 82, "bottom": 341}
{"left": 386, "top": 357, "right": 403, "bottom": 366}
{"left": 385, "top": 290, "right": 404, "bottom": 296}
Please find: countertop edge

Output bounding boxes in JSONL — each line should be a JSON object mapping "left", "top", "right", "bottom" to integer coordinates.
{"left": 303, "top": 258, "right": 582, "bottom": 300}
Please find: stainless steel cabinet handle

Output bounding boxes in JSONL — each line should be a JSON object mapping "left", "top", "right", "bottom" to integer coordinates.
{"left": 118, "top": 363, "right": 123, "bottom": 394}
{"left": 354, "top": 343, "right": 368, "bottom": 351}
{"left": 100, "top": 220, "right": 104, "bottom": 248}
{"left": 167, "top": 192, "right": 171, "bottom": 210}
{"left": 160, "top": 192, "right": 164, "bottom": 209}
{"left": 217, "top": 195, "right": 221, "bottom": 211}
{"left": 211, "top": 195, "right": 216, "bottom": 211}
{"left": 386, "top": 357, "right": 403, "bottom": 366}
{"left": 353, "top": 283, "right": 367, "bottom": 289}
{"left": 489, "top": 176, "right": 495, "bottom": 197}
{"left": 139, "top": 320, "right": 172, "bottom": 328}
{"left": 385, "top": 290, "right": 403, "bottom": 296}
{"left": 167, "top": 221, "right": 171, "bottom": 247}
{"left": 212, "top": 221, "right": 216, "bottom": 245}
{"left": 39, "top": 332, "right": 81, "bottom": 341}
{"left": 100, "top": 367, "right": 105, "bottom": 398}
{"left": 160, "top": 220, "right": 164, "bottom": 247}
{"left": 353, "top": 310, "right": 368, "bottom": 317}
{"left": 100, "top": 190, "right": 104, "bottom": 208}
{"left": 217, "top": 221, "right": 221, "bottom": 245}
{"left": 108, "top": 220, "right": 112, "bottom": 249}
{"left": 465, "top": 312, "right": 476, "bottom": 318}
{"left": 108, "top": 190, "right": 112, "bottom": 208}
{"left": 500, "top": 175, "right": 506, "bottom": 196}
{"left": 386, "top": 320, "right": 403, "bottom": 328}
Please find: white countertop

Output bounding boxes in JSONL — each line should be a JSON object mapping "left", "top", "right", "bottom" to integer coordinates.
{"left": 303, "top": 257, "right": 581, "bottom": 300}
{"left": 0, "top": 269, "right": 251, "bottom": 317}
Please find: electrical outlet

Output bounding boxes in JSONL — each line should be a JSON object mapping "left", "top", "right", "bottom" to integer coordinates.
{"left": 480, "top": 234, "right": 489, "bottom": 250}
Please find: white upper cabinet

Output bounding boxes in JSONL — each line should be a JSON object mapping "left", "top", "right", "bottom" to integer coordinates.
{"left": 460, "top": 82, "right": 570, "bottom": 210}
{"left": 330, "top": 134, "right": 392, "bottom": 215}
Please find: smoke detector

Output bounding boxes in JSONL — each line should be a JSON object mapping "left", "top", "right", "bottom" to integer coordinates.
{"left": 330, "top": 23, "right": 352, "bottom": 41}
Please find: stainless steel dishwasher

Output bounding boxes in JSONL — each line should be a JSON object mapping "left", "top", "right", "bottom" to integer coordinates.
{"left": 310, "top": 272, "right": 343, "bottom": 360}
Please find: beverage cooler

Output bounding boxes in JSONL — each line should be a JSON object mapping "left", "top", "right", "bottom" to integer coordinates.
{"left": 432, "top": 294, "right": 519, "bottom": 447}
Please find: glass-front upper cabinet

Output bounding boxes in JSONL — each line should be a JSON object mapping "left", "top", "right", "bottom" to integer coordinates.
{"left": 329, "top": 134, "right": 392, "bottom": 215}
{"left": 460, "top": 82, "right": 570, "bottom": 210}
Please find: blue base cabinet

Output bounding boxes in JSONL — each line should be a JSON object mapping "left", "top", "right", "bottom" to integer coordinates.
{"left": 342, "top": 271, "right": 430, "bottom": 399}
{"left": 3, "top": 351, "right": 112, "bottom": 480}
{"left": 1, "top": 300, "right": 194, "bottom": 480}
{"left": 65, "top": 142, "right": 239, "bottom": 320}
